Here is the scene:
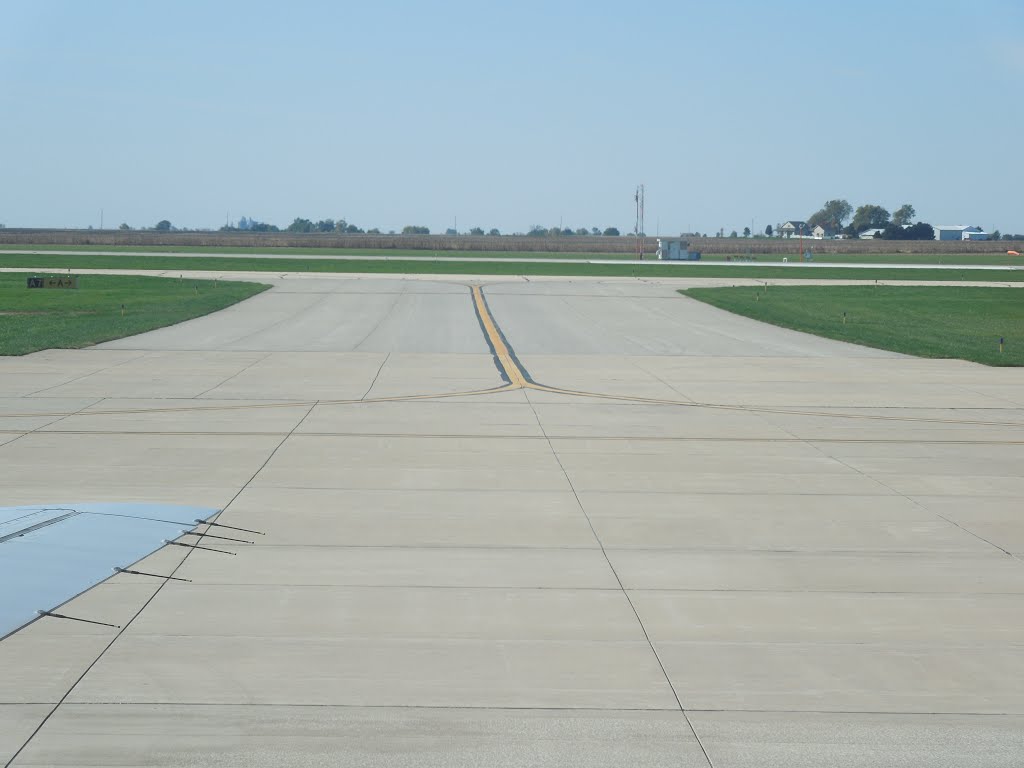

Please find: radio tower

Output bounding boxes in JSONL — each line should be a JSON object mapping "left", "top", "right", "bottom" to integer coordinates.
{"left": 634, "top": 184, "right": 645, "bottom": 260}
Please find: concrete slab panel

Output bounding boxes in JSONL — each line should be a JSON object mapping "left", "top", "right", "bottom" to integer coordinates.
{"left": 41, "top": 398, "right": 311, "bottom": 434}
{"left": 297, "top": 399, "right": 544, "bottom": 437}
{"left": 177, "top": 547, "right": 617, "bottom": 589}
{"left": 34, "top": 356, "right": 262, "bottom": 399}
{"left": 689, "top": 711, "right": 1024, "bottom": 768}
{"left": 629, "top": 591, "right": 1024, "bottom": 645}
{"left": 0, "top": 705, "right": 51, "bottom": 765}
{"left": 567, "top": 469, "right": 891, "bottom": 495}
{"left": 656, "top": 642, "right": 1024, "bottom": 713}
{"left": 251, "top": 434, "right": 570, "bottom": 491}
{"left": 0, "top": 486, "right": 239, "bottom": 511}
{"left": 218, "top": 487, "right": 598, "bottom": 547}
{"left": 579, "top": 492, "right": 987, "bottom": 552}
{"left": 15, "top": 705, "right": 707, "bottom": 767}
{"left": 363, "top": 353, "right": 505, "bottom": 398}
{"left": 202, "top": 351, "right": 386, "bottom": 400}
{"left": 0, "top": 625, "right": 113, "bottom": 703}
{"left": 609, "top": 550, "right": 1024, "bottom": 592}
{"left": 132, "top": 585, "right": 642, "bottom": 641}
{"left": 882, "top": 474, "right": 1024, "bottom": 497}
{"left": 0, "top": 433, "right": 282, "bottom": 490}
{"left": 68, "top": 636, "right": 678, "bottom": 709}
{"left": 488, "top": 289, "right": 901, "bottom": 358}
{"left": 98, "top": 286, "right": 489, "bottom": 354}
{"left": 530, "top": 401, "right": 795, "bottom": 440}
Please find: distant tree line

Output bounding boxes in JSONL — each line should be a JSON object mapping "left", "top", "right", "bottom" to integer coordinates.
{"left": 98, "top": 215, "right": 1024, "bottom": 241}
{"left": 120, "top": 219, "right": 626, "bottom": 237}
{"left": 527, "top": 226, "right": 622, "bottom": 237}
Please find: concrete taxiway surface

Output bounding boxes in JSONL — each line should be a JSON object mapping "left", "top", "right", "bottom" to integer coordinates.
{"left": 2, "top": 276, "right": 1023, "bottom": 766}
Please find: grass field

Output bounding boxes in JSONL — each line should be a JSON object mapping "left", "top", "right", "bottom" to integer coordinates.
{"left": 1, "top": 253, "right": 1023, "bottom": 282}
{"left": 684, "top": 285, "right": 1024, "bottom": 366}
{"left": 0, "top": 273, "right": 269, "bottom": 355}
{"left": 0, "top": 244, "right": 602, "bottom": 260}
{"left": 1, "top": 243, "right": 1022, "bottom": 265}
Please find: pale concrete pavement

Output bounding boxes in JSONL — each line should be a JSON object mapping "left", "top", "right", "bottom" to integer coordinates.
{"left": 2, "top": 275, "right": 1023, "bottom": 766}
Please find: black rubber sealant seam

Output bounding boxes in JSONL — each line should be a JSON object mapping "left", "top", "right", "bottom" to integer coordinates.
{"left": 470, "top": 285, "right": 511, "bottom": 384}
{"left": 742, "top": 404, "right": 1021, "bottom": 562}
{"left": 360, "top": 351, "right": 392, "bottom": 400}
{"left": 793, "top": 425, "right": 1019, "bottom": 561}
{"left": 521, "top": 389, "right": 715, "bottom": 767}
{"left": 3, "top": 400, "right": 319, "bottom": 768}
{"left": 0, "top": 396, "right": 105, "bottom": 451}
{"left": 351, "top": 286, "right": 405, "bottom": 351}
{"left": 477, "top": 287, "right": 538, "bottom": 385}
{"left": 193, "top": 351, "right": 274, "bottom": 399}
{"left": 23, "top": 352, "right": 148, "bottom": 398}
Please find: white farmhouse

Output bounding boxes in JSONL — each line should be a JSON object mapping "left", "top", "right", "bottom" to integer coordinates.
{"left": 779, "top": 221, "right": 808, "bottom": 238}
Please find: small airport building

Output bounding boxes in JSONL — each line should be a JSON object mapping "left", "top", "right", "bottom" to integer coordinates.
{"left": 935, "top": 225, "right": 989, "bottom": 241}
{"left": 657, "top": 238, "right": 700, "bottom": 260}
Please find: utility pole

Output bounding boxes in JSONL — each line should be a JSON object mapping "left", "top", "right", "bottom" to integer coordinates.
{"left": 634, "top": 184, "right": 645, "bottom": 260}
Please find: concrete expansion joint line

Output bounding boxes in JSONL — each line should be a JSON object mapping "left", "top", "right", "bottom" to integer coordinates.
{"left": 0, "top": 396, "right": 106, "bottom": 451}
{"left": 192, "top": 350, "right": 274, "bottom": 399}
{"left": 518, "top": 384, "right": 714, "bottom": 767}
{"left": 23, "top": 351, "right": 149, "bottom": 398}
{"left": 816, "top": 449, "right": 1017, "bottom": 560}
{"left": 360, "top": 351, "right": 391, "bottom": 400}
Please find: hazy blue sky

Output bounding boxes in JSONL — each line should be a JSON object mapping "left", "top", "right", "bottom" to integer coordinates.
{"left": 2, "top": 0, "right": 1022, "bottom": 234}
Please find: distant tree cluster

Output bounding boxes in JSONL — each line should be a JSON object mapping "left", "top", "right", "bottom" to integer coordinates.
{"left": 796, "top": 200, "right": 934, "bottom": 239}
{"left": 876, "top": 222, "right": 935, "bottom": 240}
{"left": 807, "top": 200, "right": 854, "bottom": 233}
{"left": 526, "top": 225, "right": 620, "bottom": 237}
{"left": 401, "top": 225, "right": 430, "bottom": 235}
{"left": 285, "top": 217, "right": 365, "bottom": 233}
{"left": 220, "top": 216, "right": 280, "bottom": 232}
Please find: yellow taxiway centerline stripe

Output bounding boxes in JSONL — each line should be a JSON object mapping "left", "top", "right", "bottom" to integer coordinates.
{"left": 472, "top": 285, "right": 527, "bottom": 388}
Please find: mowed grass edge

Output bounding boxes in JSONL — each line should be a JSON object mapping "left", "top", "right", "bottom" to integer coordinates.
{"left": 1, "top": 253, "right": 1023, "bottom": 282}
{"left": 683, "top": 285, "right": 1024, "bottom": 366}
{"left": 0, "top": 273, "right": 270, "bottom": 355}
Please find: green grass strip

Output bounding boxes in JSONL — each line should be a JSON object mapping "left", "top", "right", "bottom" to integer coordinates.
{"left": 684, "top": 285, "right": 1024, "bottom": 366}
{"left": 1, "top": 253, "right": 1023, "bottom": 282}
{"left": 0, "top": 273, "right": 269, "bottom": 355}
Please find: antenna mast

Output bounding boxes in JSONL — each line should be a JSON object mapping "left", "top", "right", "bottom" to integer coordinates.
{"left": 634, "top": 184, "right": 645, "bottom": 260}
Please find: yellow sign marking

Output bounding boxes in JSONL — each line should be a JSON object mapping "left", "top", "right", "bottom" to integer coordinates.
{"left": 27, "top": 275, "right": 78, "bottom": 289}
